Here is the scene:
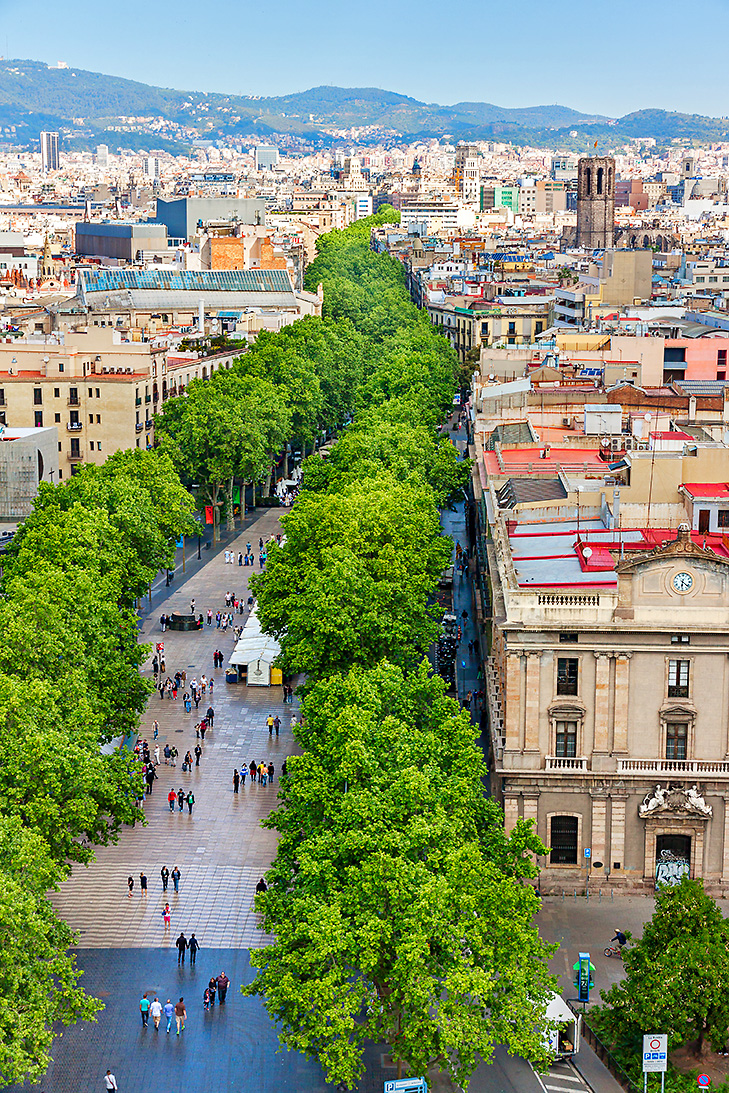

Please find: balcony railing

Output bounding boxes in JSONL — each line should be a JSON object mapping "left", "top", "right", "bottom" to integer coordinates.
{"left": 618, "top": 758, "right": 729, "bottom": 777}
{"left": 68, "top": 451, "right": 84, "bottom": 462}
{"left": 545, "top": 756, "right": 589, "bottom": 771}
{"left": 135, "top": 423, "right": 144, "bottom": 433}
{"left": 145, "top": 419, "right": 153, "bottom": 430}
{"left": 135, "top": 397, "right": 142, "bottom": 407}
{"left": 144, "top": 395, "right": 151, "bottom": 404}
{"left": 67, "top": 397, "right": 80, "bottom": 407}
{"left": 67, "top": 421, "right": 83, "bottom": 431}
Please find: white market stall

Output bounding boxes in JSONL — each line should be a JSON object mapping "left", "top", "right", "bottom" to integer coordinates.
{"left": 227, "top": 608, "right": 283, "bottom": 687}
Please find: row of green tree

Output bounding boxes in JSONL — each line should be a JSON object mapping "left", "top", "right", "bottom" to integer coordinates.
{"left": 0, "top": 449, "right": 196, "bottom": 1084}
{"left": 242, "top": 211, "right": 556, "bottom": 1089}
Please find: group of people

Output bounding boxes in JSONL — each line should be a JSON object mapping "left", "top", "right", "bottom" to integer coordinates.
{"left": 167, "top": 787, "right": 195, "bottom": 814}
{"left": 223, "top": 534, "right": 281, "bottom": 570}
{"left": 232, "top": 759, "right": 283, "bottom": 792}
{"left": 138, "top": 994, "right": 187, "bottom": 1036}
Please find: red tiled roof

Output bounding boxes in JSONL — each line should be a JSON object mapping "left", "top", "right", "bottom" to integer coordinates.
{"left": 681, "top": 482, "right": 729, "bottom": 500}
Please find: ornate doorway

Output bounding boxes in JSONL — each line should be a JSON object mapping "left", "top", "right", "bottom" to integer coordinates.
{"left": 655, "top": 834, "right": 691, "bottom": 886}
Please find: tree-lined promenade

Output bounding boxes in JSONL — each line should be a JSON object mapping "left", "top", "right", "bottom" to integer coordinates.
{"left": 0, "top": 210, "right": 554, "bottom": 1091}
{"left": 241, "top": 212, "right": 556, "bottom": 1090}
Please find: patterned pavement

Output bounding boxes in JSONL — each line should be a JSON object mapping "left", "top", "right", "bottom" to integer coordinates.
{"left": 50, "top": 508, "right": 298, "bottom": 951}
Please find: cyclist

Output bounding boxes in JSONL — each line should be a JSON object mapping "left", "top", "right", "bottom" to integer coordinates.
{"left": 610, "top": 928, "right": 627, "bottom": 950}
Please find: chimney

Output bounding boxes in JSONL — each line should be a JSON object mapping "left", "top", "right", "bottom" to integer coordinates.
{"left": 688, "top": 395, "right": 697, "bottom": 423}
{"left": 612, "top": 487, "right": 620, "bottom": 526}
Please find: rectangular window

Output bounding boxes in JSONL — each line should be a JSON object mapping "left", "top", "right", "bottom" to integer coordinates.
{"left": 96, "top": 388, "right": 100, "bottom": 398}
{"left": 718, "top": 350, "right": 727, "bottom": 365}
{"left": 54, "top": 387, "right": 60, "bottom": 397}
{"left": 69, "top": 387, "right": 78, "bottom": 405}
{"left": 54, "top": 413, "right": 60, "bottom": 423}
{"left": 34, "top": 410, "right": 43, "bottom": 427}
{"left": 555, "top": 721, "right": 578, "bottom": 757}
{"left": 33, "top": 388, "right": 42, "bottom": 405}
{"left": 508, "top": 321, "right": 516, "bottom": 334}
{"left": 550, "top": 816, "right": 578, "bottom": 865}
{"left": 89, "top": 387, "right": 93, "bottom": 397}
{"left": 97, "top": 441, "right": 102, "bottom": 451}
{"left": 666, "top": 722, "right": 688, "bottom": 760}
{"left": 557, "top": 657, "right": 579, "bottom": 695}
{"left": 70, "top": 438, "right": 80, "bottom": 457}
{"left": 718, "top": 511, "right": 729, "bottom": 528}
{"left": 668, "top": 659, "right": 690, "bottom": 698}
{"left": 58, "top": 363, "right": 64, "bottom": 373}
{"left": 90, "top": 441, "right": 94, "bottom": 451}
{"left": 0, "top": 389, "right": 4, "bottom": 404}
{"left": 559, "top": 632, "right": 578, "bottom": 643}
{"left": 96, "top": 414, "right": 101, "bottom": 424}
{"left": 671, "top": 634, "right": 690, "bottom": 644}
{"left": 89, "top": 414, "right": 93, "bottom": 424}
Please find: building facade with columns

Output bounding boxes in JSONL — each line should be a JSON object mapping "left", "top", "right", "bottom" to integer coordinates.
{"left": 485, "top": 517, "right": 729, "bottom": 895}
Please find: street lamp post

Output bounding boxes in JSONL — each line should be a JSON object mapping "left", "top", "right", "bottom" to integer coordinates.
{"left": 197, "top": 534, "right": 202, "bottom": 560}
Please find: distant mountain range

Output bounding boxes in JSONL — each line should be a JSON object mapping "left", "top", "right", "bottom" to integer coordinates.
{"left": 1, "top": 59, "right": 728, "bottom": 153}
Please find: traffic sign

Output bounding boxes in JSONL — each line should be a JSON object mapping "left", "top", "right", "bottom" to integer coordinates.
{"left": 584, "top": 847, "right": 591, "bottom": 858}
{"left": 642, "top": 1034, "right": 668, "bottom": 1073}
{"left": 697, "top": 1076, "right": 711, "bottom": 1088}
{"left": 384, "top": 1081, "right": 428, "bottom": 1093}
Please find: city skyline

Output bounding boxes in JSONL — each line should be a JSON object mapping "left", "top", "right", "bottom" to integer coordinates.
{"left": 1, "top": 0, "right": 728, "bottom": 119}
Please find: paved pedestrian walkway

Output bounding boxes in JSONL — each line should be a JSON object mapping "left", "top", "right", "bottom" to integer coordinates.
{"left": 50, "top": 508, "right": 297, "bottom": 950}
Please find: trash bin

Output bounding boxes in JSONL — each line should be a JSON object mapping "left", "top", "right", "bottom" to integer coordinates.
{"left": 225, "top": 669, "right": 238, "bottom": 684}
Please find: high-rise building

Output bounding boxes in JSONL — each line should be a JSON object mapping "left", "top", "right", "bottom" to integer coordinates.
{"left": 254, "top": 145, "right": 279, "bottom": 171}
{"left": 144, "top": 156, "right": 160, "bottom": 181}
{"left": 96, "top": 144, "right": 109, "bottom": 167}
{"left": 576, "top": 155, "right": 615, "bottom": 250}
{"left": 40, "top": 131, "right": 59, "bottom": 173}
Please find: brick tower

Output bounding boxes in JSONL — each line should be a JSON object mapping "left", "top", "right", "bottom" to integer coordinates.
{"left": 576, "top": 156, "right": 615, "bottom": 249}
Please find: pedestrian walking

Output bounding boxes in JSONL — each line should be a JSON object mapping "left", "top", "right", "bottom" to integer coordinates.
{"left": 249, "top": 760, "right": 257, "bottom": 783}
{"left": 175, "top": 997, "right": 186, "bottom": 1036}
{"left": 200, "top": 721, "right": 207, "bottom": 742}
{"left": 127, "top": 875, "right": 134, "bottom": 898}
{"left": 233, "top": 769, "right": 240, "bottom": 793}
{"left": 194, "top": 744, "right": 202, "bottom": 767}
{"left": 207, "top": 609, "right": 212, "bottom": 626}
{"left": 145, "top": 766, "right": 156, "bottom": 794}
{"left": 206, "top": 705, "right": 214, "bottom": 727}
{"left": 268, "top": 762, "right": 275, "bottom": 783}
{"left": 163, "top": 998, "right": 174, "bottom": 1033}
{"left": 104, "top": 1069, "right": 118, "bottom": 1090}
{"left": 177, "top": 787, "right": 185, "bottom": 812}
{"left": 154, "top": 744, "right": 160, "bottom": 764}
{"left": 176, "top": 931, "right": 187, "bottom": 966}
{"left": 150, "top": 996, "right": 162, "bottom": 1030}
{"left": 170, "top": 746, "right": 178, "bottom": 767}
{"left": 163, "top": 744, "right": 171, "bottom": 765}
{"left": 266, "top": 714, "right": 274, "bottom": 734}
{"left": 162, "top": 903, "right": 171, "bottom": 929}
{"left": 255, "top": 877, "right": 268, "bottom": 894}
{"left": 153, "top": 719, "right": 159, "bottom": 740}
{"left": 188, "top": 933, "right": 199, "bottom": 965}
{"left": 171, "top": 866, "right": 181, "bottom": 893}
{"left": 139, "top": 993, "right": 150, "bottom": 1027}
{"left": 240, "top": 765, "right": 247, "bottom": 786}
{"left": 167, "top": 788, "right": 176, "bottom": 812}
{"left": 273, "top": 716, "right": 280, "bottom": 736}
{"left": 203, "top": 988, "right": 211, "bottom": 1011}
{"left": 207, "top": 976, "right": 217, "bottom": 1006}
{"left": 161, "top": 865, "right": 169, "bottom": 892}
{"left": 216, "top": 972, "right": 230, "bottom": 1004}
{"left": 139, "top": 872, "right": 148, "bottom": 896}
{"left": 187, "top": 791, "right": 195, "bottom": 815}
{"left": 190, "top": 597, "right": 195, "bottom": 615}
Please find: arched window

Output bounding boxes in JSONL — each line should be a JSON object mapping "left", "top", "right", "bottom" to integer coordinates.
{"left": 608, "top": 167, "right": 613, "bottom": 194}
{"left": 597, "top": 167, "right": 604, "bottom": 195}
{"left": 585, "top": 167, "right": 591, "bottom": 195}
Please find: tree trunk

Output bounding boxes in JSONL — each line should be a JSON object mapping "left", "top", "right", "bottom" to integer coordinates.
{"left": 263, "top": 465, "right": 273, "bottom": 499}
{"left": 225, "top": 476, "right": 235, "bottom": 532}
{"left": 283, "top": 447, "right": 289, "bottom": 479}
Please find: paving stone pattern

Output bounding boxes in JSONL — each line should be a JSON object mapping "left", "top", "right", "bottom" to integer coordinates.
{"left": 50, "top": 509, "right": 297, "bottom": 951}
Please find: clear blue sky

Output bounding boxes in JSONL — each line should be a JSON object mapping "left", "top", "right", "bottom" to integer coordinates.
{"left": 1, "top": 0, "right": 727, "bottom": 118}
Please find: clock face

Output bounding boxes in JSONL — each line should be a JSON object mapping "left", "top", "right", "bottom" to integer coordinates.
{"left": 672, "top": 571, "right": 693, "bottom": 593}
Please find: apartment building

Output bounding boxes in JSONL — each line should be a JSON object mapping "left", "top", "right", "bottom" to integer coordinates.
{"left": 472, "top": 369, "right": 729, "bottom": 894}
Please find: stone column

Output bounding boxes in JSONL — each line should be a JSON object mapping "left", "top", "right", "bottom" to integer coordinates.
{"left": 609, "top": 794, "right": 628, "bottom": 874}
{"left": 613, "top": 653, "right": 632, "bottom": 753}
{"left": 524, "top": 654, "right": 541, "bottom": 752}
{"left": 503, "top": 793, "right": 520, "bottom": 836}
{"left": 593, "top": 653, "right": 611, "bottom": 753}
{"left": 721, "top": 798, "right": 729, "bottom": 885}
{"left": 504, "top": 652, "right": 522, "bottom": 750}
{"left": 590, "top": 792, "right": 608, "bottom": 876}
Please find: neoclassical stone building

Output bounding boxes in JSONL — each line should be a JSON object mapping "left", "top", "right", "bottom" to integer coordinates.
{"left": 485, "top": 522, "right": 729, "bottom": 894}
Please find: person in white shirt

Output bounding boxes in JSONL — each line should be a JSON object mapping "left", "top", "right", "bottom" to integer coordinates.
{"left": 104, "top": 1070, "right": 118, "bottom": 1090}
{"left": 149, "top": 996, "right": 163, "bottom": 1030}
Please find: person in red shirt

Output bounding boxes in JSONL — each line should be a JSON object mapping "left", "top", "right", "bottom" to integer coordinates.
{"left": 167, "top": 788, "right": 176, "bottom": 812}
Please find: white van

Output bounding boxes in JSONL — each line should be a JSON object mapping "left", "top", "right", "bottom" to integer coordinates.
{"left": 544, "top": 994, "right": 581, "bottom": 1059}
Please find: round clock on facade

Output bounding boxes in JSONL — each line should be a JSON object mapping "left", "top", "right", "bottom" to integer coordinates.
{"left": 672, "top": 571, "right": 693, "bottom": 593}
